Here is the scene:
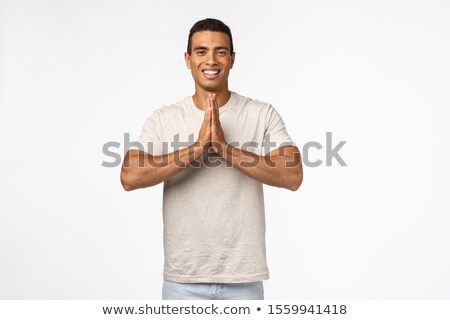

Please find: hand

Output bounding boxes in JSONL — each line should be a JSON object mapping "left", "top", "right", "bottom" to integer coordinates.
{"left": 196, "top": 96, "right": 212, "bottom": 152}
{"left": 209, "top": 93, "right": 227, "bottom": 154}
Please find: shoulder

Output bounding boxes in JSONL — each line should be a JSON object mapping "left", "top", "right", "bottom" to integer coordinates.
{"left": 148, "top": 96, "right": 191, "bottom": 119}
{"left": 232, "top": 92, "right": 278, "bottom": 122}
{"left": 233, "top": 93, "right": 286, "bottom": 127}
{"left": 233, "top": 92, "right": 273, "bottom": 112}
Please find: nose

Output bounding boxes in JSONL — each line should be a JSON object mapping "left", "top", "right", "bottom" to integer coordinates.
{"left": 205, "top": 51, "right": 218, "bottom": 66}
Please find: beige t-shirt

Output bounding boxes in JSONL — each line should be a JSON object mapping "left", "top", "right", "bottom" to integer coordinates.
{"left": 135, "top": 92, "right": 295, "bottom": 283}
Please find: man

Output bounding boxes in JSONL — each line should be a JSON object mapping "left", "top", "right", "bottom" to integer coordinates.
{"left": 121, "top": 18, "right": 303, "bottom": 300}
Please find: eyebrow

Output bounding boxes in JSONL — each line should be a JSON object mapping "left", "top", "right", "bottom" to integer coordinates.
{"left": 193, "top": 46, "right": 230, "bottom": 52}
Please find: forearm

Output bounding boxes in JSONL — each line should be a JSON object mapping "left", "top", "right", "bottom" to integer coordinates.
{"left": 219, "top": 143, "right": 303, "bottom": 191}
{"left": 121, "top": 143, "right": 205, "bottom": 191}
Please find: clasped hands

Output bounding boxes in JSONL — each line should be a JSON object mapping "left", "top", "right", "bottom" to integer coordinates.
{"left": 196, "top": 93, "right": 228, "bottom": 154}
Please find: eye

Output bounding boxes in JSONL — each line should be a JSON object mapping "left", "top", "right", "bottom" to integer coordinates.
{"left": 196, "top": 50, "right": 206, "bottom": 55}
{"left": 217, "top": 50, "right": 227, "bottom": 56}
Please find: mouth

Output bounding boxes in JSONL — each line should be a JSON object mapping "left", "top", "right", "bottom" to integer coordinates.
{"left": 202, "top": 69, "right": 220, "bottom": 79}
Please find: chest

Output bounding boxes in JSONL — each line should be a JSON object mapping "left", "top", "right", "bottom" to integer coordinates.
{"left": 160, "top": 109, "right": 267, "bottom": 155}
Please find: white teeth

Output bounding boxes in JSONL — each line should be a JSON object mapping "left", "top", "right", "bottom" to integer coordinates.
{"left": 203, "top": 70, "right": 219, "bottom": 75}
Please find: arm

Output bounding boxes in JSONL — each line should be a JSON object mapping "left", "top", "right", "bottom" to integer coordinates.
{"left": 209, "top": 93, "right": 303, "bottom": 191}
{"left": 219, "top": 144, "right": 303, "bottom": 191}
{"left": 120, "top": 145, "right": 204, "bottom": 191}
{"left": 120, "top": 103, "right": 212, "bottom": 191}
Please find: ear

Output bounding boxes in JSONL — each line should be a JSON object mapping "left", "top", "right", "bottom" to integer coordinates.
{"left": 184, "top": 52, "right": 191, "bottom": 69}
{"left": 230, "top": 52, "right": 236, "bottom": 69}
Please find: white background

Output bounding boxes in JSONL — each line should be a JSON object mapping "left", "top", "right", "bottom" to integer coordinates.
{"left": 1, "top": 0, "right": 449, "bottom": 299}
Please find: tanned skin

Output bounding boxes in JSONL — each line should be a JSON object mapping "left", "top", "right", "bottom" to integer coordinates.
{"left": 121, "top": 31, "right": 303, "bottom": 191}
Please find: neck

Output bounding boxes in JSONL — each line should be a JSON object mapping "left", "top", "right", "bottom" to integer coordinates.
{"left": 192, "top": 86, "right": 231, "bottom": 111}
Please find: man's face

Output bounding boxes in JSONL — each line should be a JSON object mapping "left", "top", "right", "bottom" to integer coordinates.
{"left": 185, "top": 31, "right": 235, "bottom": 93}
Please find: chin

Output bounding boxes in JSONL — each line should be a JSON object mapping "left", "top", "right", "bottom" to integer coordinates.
{"left": 198, "top": 85, "right": 219, "bottom": 92}
{"left": 200, "top": 82, "right": 225, "bottom": 92}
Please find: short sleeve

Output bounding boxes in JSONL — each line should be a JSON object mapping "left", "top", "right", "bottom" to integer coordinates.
{"left": 130, "top": 111, "right": 165, "bottom": 155}
{"left": 262, "top": 105, "right": 296, "bottom": 156}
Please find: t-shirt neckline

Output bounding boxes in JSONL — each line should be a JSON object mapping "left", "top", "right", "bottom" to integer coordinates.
{"left": 188, "top": 91, "right": 237, "bottom": 117}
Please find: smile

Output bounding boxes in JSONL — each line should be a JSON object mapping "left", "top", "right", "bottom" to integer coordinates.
{"left": 202, "top": 69, "right": 220, "bottom": 79}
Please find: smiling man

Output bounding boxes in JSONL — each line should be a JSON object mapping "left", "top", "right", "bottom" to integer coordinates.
{"left": 121, "top": 18, "right": 303, "bottom": 300}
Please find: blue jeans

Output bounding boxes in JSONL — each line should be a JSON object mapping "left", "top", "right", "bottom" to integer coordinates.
{"left": 162, "top": 279, "right": 264, "bottom": 300}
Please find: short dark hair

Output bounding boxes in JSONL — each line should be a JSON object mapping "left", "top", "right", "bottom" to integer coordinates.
{"left": 187, "top": 18, "right": 234, "bottom": 55}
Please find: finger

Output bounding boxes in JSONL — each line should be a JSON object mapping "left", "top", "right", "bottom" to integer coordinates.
{"left": 213, "top": 94, "right": 220, "bottom": 123}
{"left": 208, "top": 98, "right": 213, "bottom": 123}
{"left": 212, "top": 93, "right": 218, "bottom": 110}
{"left": 204, "top": 99, "right": 209, "bottom": 120}
{"left": 213, "top": 101, "right": 219, "bottom": 125}
{"left": 210, "top": 98, "right": 215, "bottom": 123}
